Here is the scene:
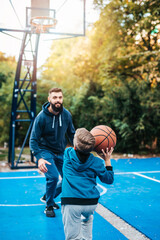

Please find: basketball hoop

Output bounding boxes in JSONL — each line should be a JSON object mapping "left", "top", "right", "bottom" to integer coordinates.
{"left": 30, "top": 16, "right": 57, "bottom": 34}
{"left": 24, "top": 60, "right": 33, "bottom": 67}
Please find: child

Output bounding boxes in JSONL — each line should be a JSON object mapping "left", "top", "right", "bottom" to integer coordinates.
{"left": 61, "top": 128, "right": 114, "bottom": 240}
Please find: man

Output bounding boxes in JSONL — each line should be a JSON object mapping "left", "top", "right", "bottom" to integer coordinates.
{"left": 29, "top": 87, "right": 75, "bottom": 217}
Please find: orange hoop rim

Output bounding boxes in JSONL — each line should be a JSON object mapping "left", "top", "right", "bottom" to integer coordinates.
{"left": 30, "top": 16, "right": 57, "bottom": 28}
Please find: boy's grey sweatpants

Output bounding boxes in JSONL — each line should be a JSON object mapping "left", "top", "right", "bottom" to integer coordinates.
{"left": 61, "top": 204, "right": 97, "bottom": 240}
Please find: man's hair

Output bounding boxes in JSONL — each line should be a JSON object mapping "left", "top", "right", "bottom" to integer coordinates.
{"left": 48, "top": 88, "right": 63, "bottom": 95}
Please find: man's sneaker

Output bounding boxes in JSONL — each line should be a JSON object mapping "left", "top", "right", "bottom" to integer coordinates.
{"left": 53, "top": 202, "right": 60, "bottom": 209}
{"left": 40, "top": 194, "right": 46, "bottom": 203}
{"left": 44, "top": 206, "right": 55, "bottom": 217}
{"left": 40, "top": 195, "right": 60, "bottom": 209}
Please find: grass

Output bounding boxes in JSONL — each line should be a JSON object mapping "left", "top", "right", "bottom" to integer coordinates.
{"left": 0, "top": 147, "right": 159, "bottom": 162}
{"left": 0, "top": 147, "right": 31, "bottom": 161}
{"left": 0, "top": 149, "right": 8, "bottom": 161}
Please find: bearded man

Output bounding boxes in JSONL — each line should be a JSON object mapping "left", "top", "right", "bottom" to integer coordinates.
{"left": 29, "top": 87, "right": 75, "bottom": 217}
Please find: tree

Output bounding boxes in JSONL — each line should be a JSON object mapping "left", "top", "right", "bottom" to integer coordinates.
{"left": 37, "top": 0, "right": 160, "bottom": 153}
{"left": 91, "top": 0, "right": 160, "bottom": 152}
{"left": 0, "top": 52, "right": 17, "bottom": 144}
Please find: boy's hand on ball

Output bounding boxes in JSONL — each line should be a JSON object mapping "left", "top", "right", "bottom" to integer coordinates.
{"left": 101, "top": 147, "right": 114, "bottom": 166}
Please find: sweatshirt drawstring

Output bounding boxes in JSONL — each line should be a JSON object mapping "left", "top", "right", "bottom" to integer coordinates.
{"left": 59, "top": 114, "right": 62, "bottom": 127}
{"left": 52, "top": 116, "right": 55, "bottom": 128}
{"left": 52, "top": 114, "right": 62, "bottom": 128}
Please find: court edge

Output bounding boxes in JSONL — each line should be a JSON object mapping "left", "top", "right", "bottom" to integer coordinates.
{"left": 96, "top": 203, "right": 150, "bottom": 240}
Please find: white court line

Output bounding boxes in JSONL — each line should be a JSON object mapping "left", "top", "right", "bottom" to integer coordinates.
{"left": 0, "top": 175, "right": 44, "bottom": 180}
{"left": 0, "top": 203, "right": 44, "bottom": 207}
{"left": 97, "top": 183, "right": 107, "bottom": 196}
{"left": 0, "top": 171, "right": 160, "bottom": 179}
{"left": 0, "top": 186, "right": 107, "bottom": 207}
{"left": 115, "top": 170, "right": 160, "bottom": 175}
{"left": 133, "top": 172, "right": 160, "bottom": 183}
{"left": 96, "top": 204, "right": 150, "bottom": 240}
{"left": 0, "top": 201, "right": 61, "bottom": 207}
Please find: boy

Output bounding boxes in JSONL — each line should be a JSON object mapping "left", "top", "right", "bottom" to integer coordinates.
{"left": 61, "top": 128, "right": 114, "bottom": 240}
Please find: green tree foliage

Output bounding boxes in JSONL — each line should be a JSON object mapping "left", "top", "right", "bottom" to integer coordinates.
{"left": 0, "top": 52, "right": 16, "bottom": 144}
{"left": 0, "top": 72, "right": 6, "bottom": 88}
{"left": 70, "top": 80, "right": 105, "bottom": 129}
{"left": 40, "top": 38, "right": 90, "bottom": 91}
{"left": 89, "top": 0, "right": 160, "bottom": 152}
{"left": 1, "top": 1, "right": 159, "bottom": 154}
{"left": 38, "top": 0, "right": 159, "bottom": 153}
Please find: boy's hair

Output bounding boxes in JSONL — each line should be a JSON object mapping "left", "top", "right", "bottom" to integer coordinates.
{"left": 48, "top": 88, "right": 63, "bottom": 95}
{"left": 74, "top": 128, "right": 95, "bottom": 153}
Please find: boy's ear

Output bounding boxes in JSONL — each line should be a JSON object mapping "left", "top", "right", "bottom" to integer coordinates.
{"left": 74, "top": 146, "right": 76, "bottom": 150}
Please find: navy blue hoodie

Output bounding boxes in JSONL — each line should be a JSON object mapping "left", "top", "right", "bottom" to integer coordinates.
{"left": 29, "top": 102, "right": 75, "bottom": 161}
{"left": 61, "top": 147, "right": 114, "bottom": 205}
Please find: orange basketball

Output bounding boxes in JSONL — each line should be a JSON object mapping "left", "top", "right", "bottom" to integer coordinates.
{"left": 90, "top": 125, "right": 117, "bottom": 153}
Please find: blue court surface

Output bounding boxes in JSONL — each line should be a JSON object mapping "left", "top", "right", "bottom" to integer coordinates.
{"left": 0, "top": 157, "right": 160, "bottom": 240}
{"left": 98, "top": 157, "right": 160, "bottom": 240}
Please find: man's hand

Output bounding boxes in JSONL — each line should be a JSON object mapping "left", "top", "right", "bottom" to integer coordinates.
{"left": 38, "top": 158, "right": 51, "bottom": 173}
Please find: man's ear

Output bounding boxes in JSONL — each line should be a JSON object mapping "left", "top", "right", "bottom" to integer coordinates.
{"left": 74, "top": 146, "right": 76, "bottom": 150}
{"left": 48, "top": 96, "right": 50, "bottom": 102}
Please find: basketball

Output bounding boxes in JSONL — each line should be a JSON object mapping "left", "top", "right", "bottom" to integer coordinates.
{"left": 90, "top": 125, "right": 117, "bottom": 153}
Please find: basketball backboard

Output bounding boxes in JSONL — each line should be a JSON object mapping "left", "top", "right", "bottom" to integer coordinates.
{"left": 0, "top": 0, "right": 85, "bottom": 38}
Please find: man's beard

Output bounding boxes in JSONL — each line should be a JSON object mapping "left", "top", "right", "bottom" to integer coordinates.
{"left": 51, "top": 102, "right": 63, "bottom": 113}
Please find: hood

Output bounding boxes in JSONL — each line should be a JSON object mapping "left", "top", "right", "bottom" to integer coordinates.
{"left": 42, "top": 102, "right": 54, "bottom": 116}
{"left": 42, "top": 102, "right": 62, "bottom": 128}
{"left": 66, "top": 148, "right": 94, "bottom": 172}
